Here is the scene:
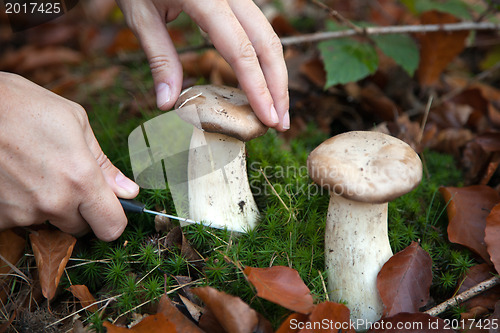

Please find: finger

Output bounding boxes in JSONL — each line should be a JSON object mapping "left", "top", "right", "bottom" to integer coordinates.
{"left": 126, "top": 3, "right": 183, "bottom": 110}
{"left": 228, "top": 0, "right": 290, "bottom": 131}
{"left": 83, "top": 126, "right": 139, "bottom": 199}
{"left": 77, "top": 125, "right": 131, "bottom": 241}
{"left": 184, "top": 1, "right": 280, "bottom": 128}
{"left": 79, "top": 179, "right": 128, "bottom": 242}
{"left": 49, "top": 212, "right": 90, "bottom": 237}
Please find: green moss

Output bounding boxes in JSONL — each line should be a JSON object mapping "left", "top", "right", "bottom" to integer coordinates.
{"left": 61, "top": 57, "right": 470, "bottom": 327}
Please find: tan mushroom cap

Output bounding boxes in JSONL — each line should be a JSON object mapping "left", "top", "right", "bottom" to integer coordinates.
{"left": 174, "top": 85, "right": 268, "bottom": 142}
{"left": 307, "top": 131, "right": 422, "bottom": 203}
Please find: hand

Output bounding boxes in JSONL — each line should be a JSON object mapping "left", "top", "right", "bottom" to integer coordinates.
{"left": 116, "top": 0, "right": 290, "bottom": 131}
{"left": 0, "top": 72, "right": 139, "bottom": 241}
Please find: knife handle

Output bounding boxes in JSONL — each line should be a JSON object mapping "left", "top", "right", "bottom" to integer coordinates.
{"left": 118, "top": 198, "right": 146, "bottom": 214}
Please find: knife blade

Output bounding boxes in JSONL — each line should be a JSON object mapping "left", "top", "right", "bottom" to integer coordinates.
{"left": 118, "top": 198, "right": 226, "bottom": 230}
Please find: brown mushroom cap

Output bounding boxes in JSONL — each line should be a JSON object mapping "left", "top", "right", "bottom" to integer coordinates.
{"left": 307, "top": 131, "right": 422, "bottom": 203}
{"left": 174, "top": 85, "right": 268, "bottom": 142}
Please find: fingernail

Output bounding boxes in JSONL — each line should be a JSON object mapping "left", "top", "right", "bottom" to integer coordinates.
{"left": 116, "top": 172, "right": 139, "bottom": 194}
{"left": 283, "top": 110, "right": 290, "bottom": 129}
{"left": 270, "top": 105, "right": 279, "bottom": 125}
{"left": 156, "top": 82, "right": 171, "bottom": 108}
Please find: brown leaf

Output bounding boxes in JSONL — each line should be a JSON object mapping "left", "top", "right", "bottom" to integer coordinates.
{"left": 29, "top": 229, "right": 76, "bottom": 301}
{"left": 67, "top": 285, "right": 97, "bottom": 312}
{"left": 0, "top": 228, "right": 27, "bottom": 302}
{"left": 199, "top": 307, "right": 226, "bottom": 333}
{"left": 458, "top": 264, "right": 500, "bottom": 311}
{"left": 367, "top": 312, "right": 455, "bottom": 332}
{"left": 244, "top": 266, "right": 315, "bottom": 314}
{"left": 416, "top": 11, "right": 469, "bottom": 86}
{"left": 377, "top": 242, "right": 433, "bottom": 317}
{"left": 157, "top": 294, "right": 203, "bottom": 333}
{"left": 276, "top": 313, "right": 310, "bottom": 333}
{"left": 165, "top": 226, "right": 203, "bottom": 267}
{"left": 486, "top": 203, "right": 500, "bottom": 273}
{"left": 299, "top": 302, "right": 355, "bottom": 333}
{"left": 103, "top": 313, "right": 176, "bottom": 332}
{"left": 491, "top": 301, "right": 500, "bottom": 333}
{"left": 192, "top": 286, "right": 258, "bottom": 333}
{"left": 440, "top": 185, "right": 500, "bottom": 263}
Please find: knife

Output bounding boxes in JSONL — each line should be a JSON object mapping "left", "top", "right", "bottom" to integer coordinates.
{"left": 118, "top": 198, "right": 226, "bottom": 230}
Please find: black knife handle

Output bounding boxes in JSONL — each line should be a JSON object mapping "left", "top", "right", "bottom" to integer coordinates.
{"left": 118, "top": 198, "right": 146, "bottom": 214}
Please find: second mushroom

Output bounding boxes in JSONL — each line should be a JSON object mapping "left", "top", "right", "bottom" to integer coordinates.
{"left": 307, "top": 131, "right": 422, "bottom": 328}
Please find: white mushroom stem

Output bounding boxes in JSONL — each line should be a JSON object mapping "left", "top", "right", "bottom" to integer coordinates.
{"left": 186, "top": 127, "right": 259, "bottom": 232}
{"left": 325, "top": 193, "right": 393, "bottom": 331}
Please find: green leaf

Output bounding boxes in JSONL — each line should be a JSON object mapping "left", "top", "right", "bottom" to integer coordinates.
{"left": 401, "top": 0, "right": 471, "bottom": 19}
{"left": 372, "top": 34, "right": 420, "bottom": 76}
{"left": 319, "top": 38, "right": 378, "bottom": 87}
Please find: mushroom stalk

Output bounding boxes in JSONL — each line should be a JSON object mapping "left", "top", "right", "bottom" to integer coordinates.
{"left": 187, "top": 127, "right": 259, "bottom": 232}
{"left": 325, "top": 193, "right": 392, "bottom": 330}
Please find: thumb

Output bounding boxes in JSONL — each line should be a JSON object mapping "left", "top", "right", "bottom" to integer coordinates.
{"left": 134, "top": 15, "right": 183, "bottom": 110}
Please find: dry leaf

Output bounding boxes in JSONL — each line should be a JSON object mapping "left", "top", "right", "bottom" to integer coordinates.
{"left": 276, "top": 313, "right": 310, "bottom": 333}
{"left": 103, "top": 313, "right": 176, "bottom": 332}
{"left": 0, "top": 229, "right": 26, "bottom": 303}
{"left": 377, "top": 242, "right": 433, "bottom": 317}
{"left": 440, "top": 185, "right": 500, "bottom": 263}
{"left": 367, "top": 312, "right": 454, "bottom": 332}
{"left": 416, "top": 10, "right": 469, "bottom": 86}
{"left": 244, "top": 266, "right": 315, "bottom": 314}
{"left": 29, "top": 229, "right": 76, "bottom": 301}
{"left": 458, "top": 264, "right": 500, "bottom": 311}
{"left": 299, "top": 302, "right": 355, "bottom": 333}
{"left": 199, "top": 307, "right": 226, "bottom": 333}
{"left": 193, "top": 286, "right": 258, "bottom": 333}
{"left": 491, "top": 301, "right": 500, "bottom": 333}
{"left": 486, "top": 203, "right": 500, "bottom": 273}
{"left": 157, "top": 294, "right": 203, "bottom": 333}
{"left": 67, "top": 285, "right": 97, "bottom": 312}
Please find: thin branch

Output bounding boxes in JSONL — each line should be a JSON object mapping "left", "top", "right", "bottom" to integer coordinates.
{"left": 310, "top": 0, "right": 365, "bottom": 34}
{"left": 280, "top": 21, "right": 500, "bottom": 46}
{"left": 424, "top": 275, "right": 500, "bottom": 316}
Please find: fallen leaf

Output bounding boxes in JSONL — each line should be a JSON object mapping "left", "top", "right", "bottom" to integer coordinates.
{"left": 415, "top": 10, "right": 469, "bottom": 86}
{"left": 67, "top": 285, "right": 97, "bottom": 312}
{"left": 165, "top": 226, "right": 203, "bottom": 269}
{"left": 299, "top": 302, "right": 355, "bottom": 333}
{"left": 491, "top": 301, "right": 500, "bottom": 333}
{"left": 193, "top": 286, "right": 258, "bottom": 333}
{"left": 486, "top": 203, "right": 500, "bottom": 273}
{"left": 0, "top": 229, "right": 26, "bottom": 302}
{"left": 255, "top": 313, "right": 274, "bottom": 333}
{"left": 157, "top": 294, "right": 203, "bottom": 333}
{"left": 367, "top": 312, "right": 455, "bottom": 332}
{"left": 276, "top": 313, "right": 310, "bottom": 333}
{"left": 199, "top": 307, "right": 226, "bottom": 333}
{"left": 103, "top": 313, "right": 176, "bottom": 332}
{"left": 179, "top": 294, "right": 203, "bottom": 321}
{"left": 244, "top": 266, "right": 315, "bottom": 314}
{"left": 458, "top": 264, "right": 500, "bottom": 311}
{"left": 377, "top": 242, "right": 433, "bottom": 317}
{"left": 440, "top": 185, "right": 500, "bottom": 264}
{"left": 29, "top": 229, "right": 76, "bottom": 301}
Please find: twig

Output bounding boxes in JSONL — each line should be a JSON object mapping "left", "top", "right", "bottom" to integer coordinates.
{"left": 425, "top": 275, "right": 500, "bottom": 316}
{"left": 280, "top": 21, "right": 500, "bottom": 46}
{"left": 310, "top": 0, "right": 364, "bottom": 35}
{"left": 417, "top": 94, "right": 433, "bottom": 146}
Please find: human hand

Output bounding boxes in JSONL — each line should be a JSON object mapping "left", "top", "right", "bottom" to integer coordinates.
{"left": 115, "top": 0, "right": 289, "bottom": 131}
{"left": 0, "top": 72, "right": 139, "bottom": 241}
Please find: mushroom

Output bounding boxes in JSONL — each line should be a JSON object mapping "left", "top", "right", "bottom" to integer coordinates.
{"left": 307, "top": 131, "right": 422, "bottom": 328}
{"left": 174, "top": 85, "right": 268, "bottom": 233}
